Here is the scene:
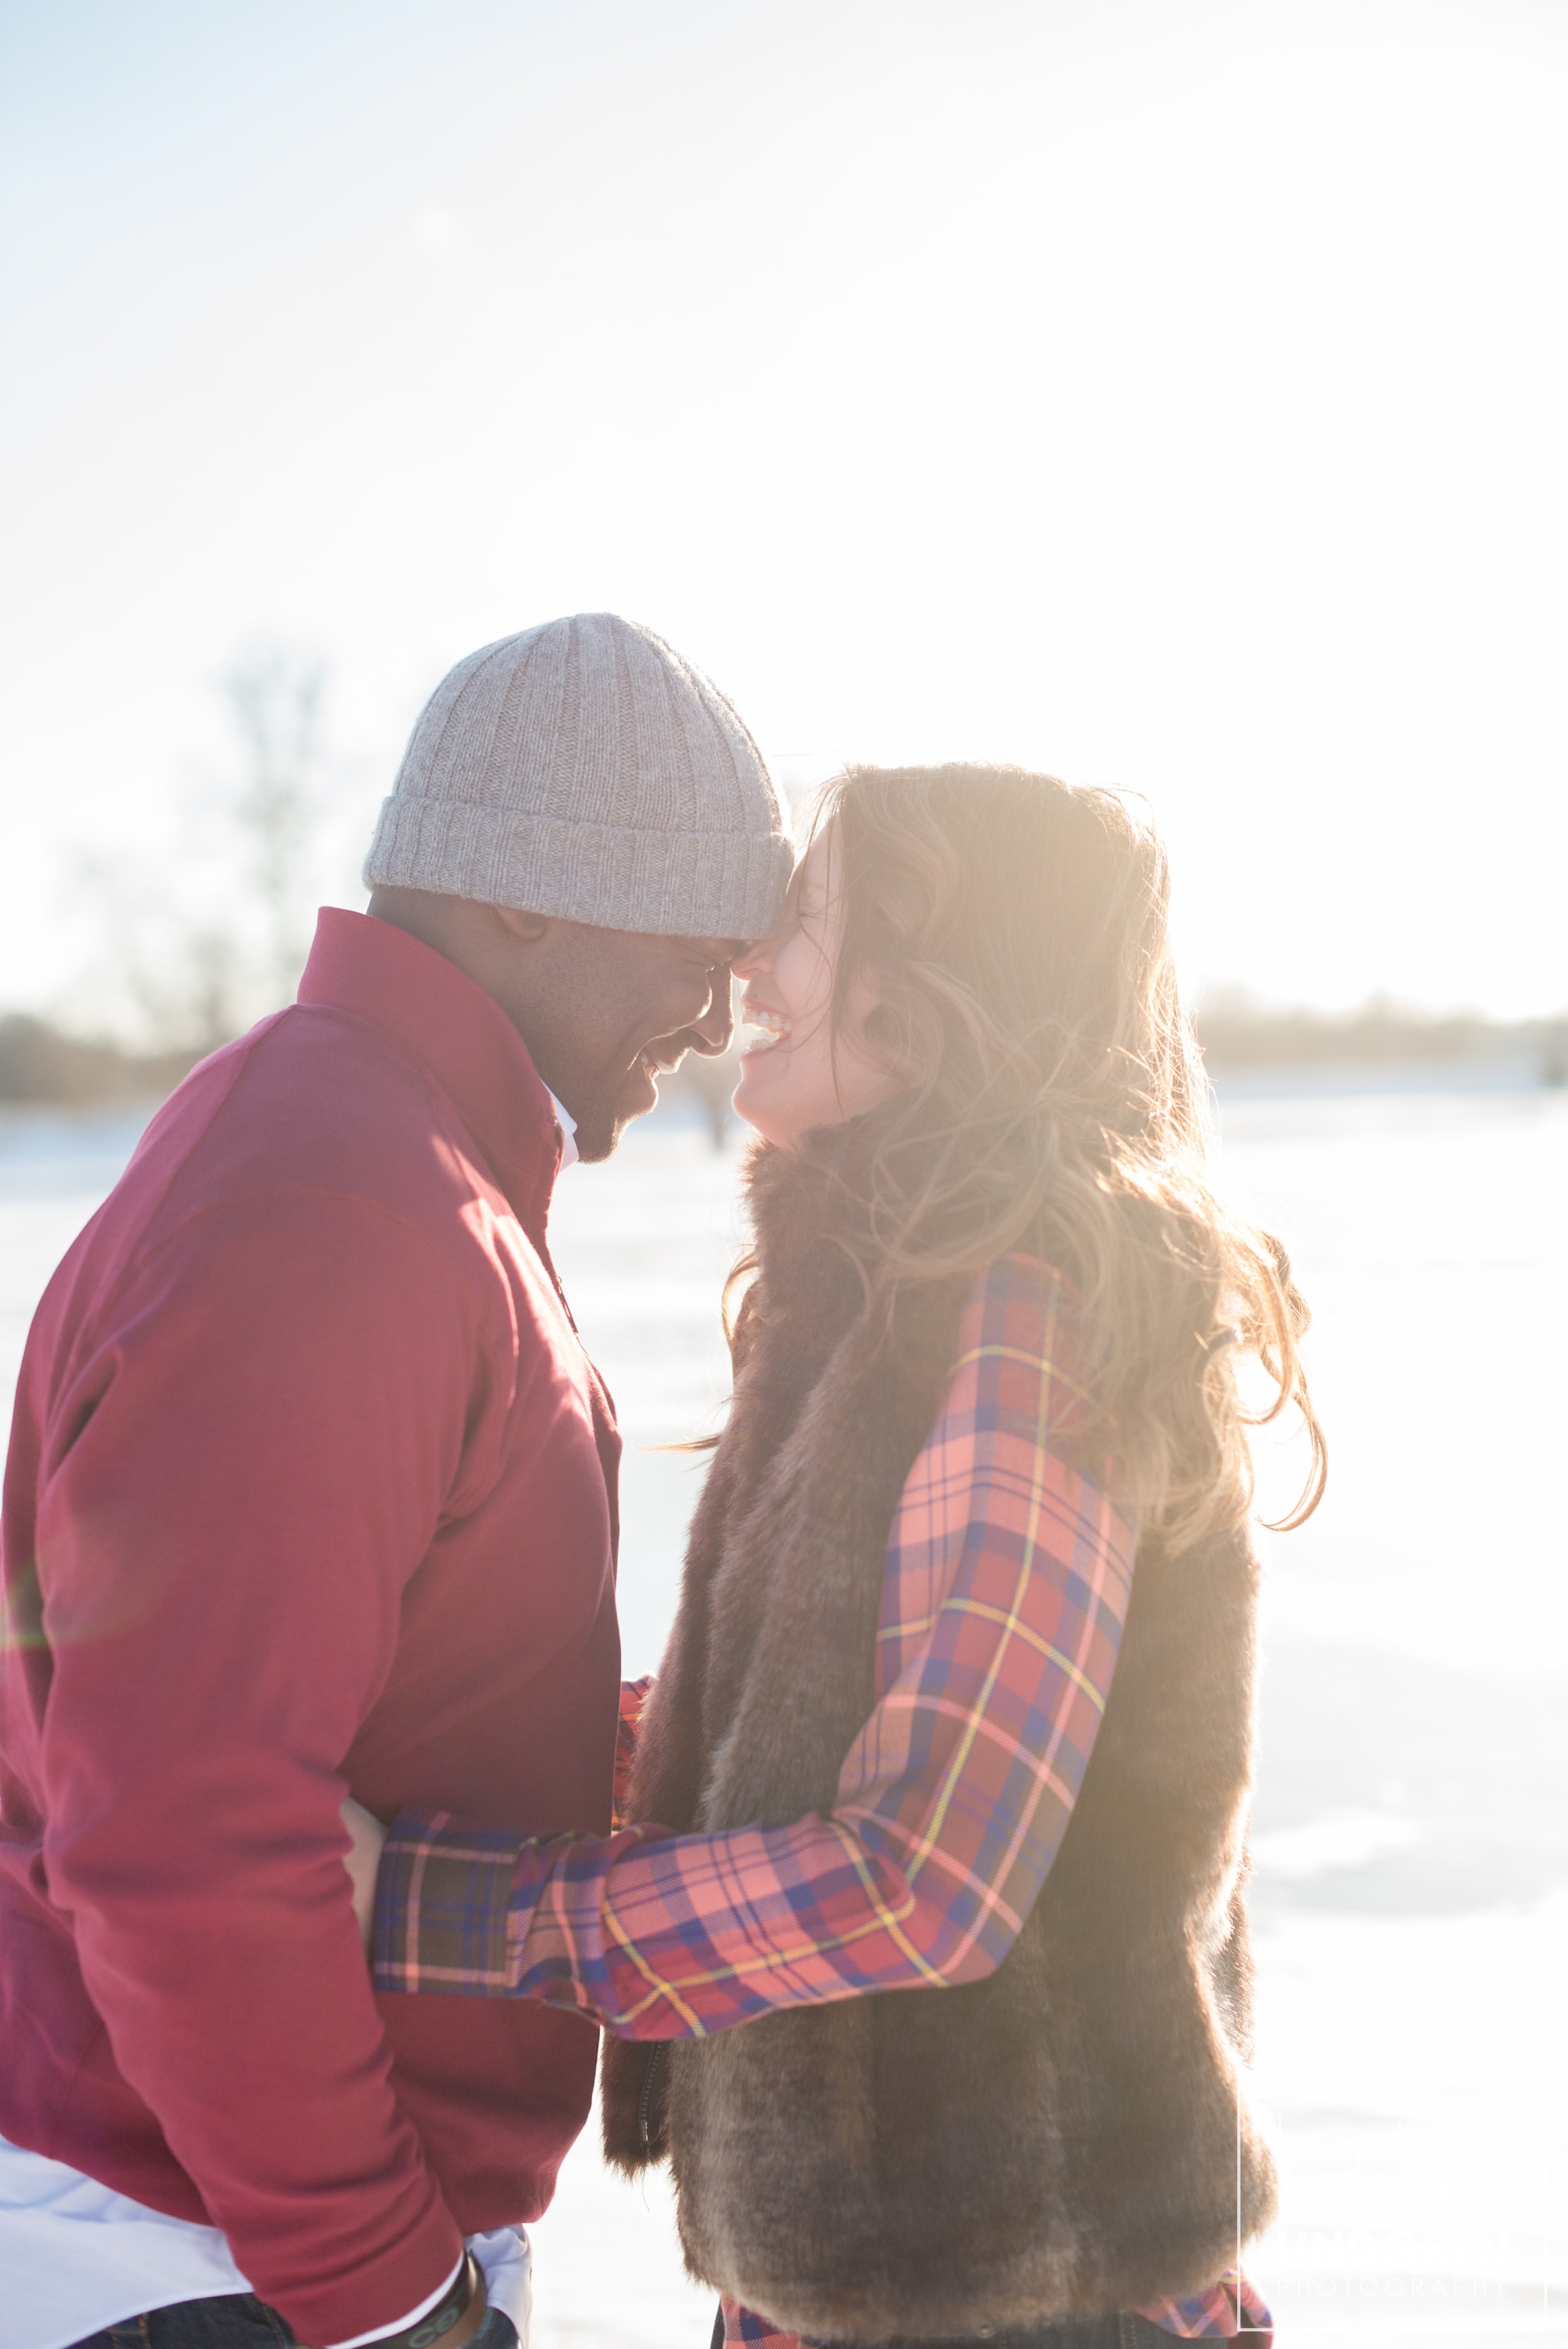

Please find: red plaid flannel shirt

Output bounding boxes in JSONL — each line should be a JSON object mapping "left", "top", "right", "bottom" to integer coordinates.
{"left": 374, "top": 1256, "right": 1271, "bottom": 2343}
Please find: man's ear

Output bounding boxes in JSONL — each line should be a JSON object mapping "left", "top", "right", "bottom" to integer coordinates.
{"left": 491, "top": 904, "right": 553, "bottom": 947}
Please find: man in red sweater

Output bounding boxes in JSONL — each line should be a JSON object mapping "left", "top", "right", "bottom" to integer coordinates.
{"left": 0, "top": 616, "right": 792, "bottom": 2349}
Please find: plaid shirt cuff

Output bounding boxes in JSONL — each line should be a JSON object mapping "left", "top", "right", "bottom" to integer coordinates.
{"left": 373, "top": 1808, "right": 675, "bottom": 1998}
{"left": 374, "top": 1808, "right": 531, "bottom": 1994}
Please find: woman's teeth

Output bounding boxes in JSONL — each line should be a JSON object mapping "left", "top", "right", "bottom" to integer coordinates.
{"left": 741, "top": 1008, "right": 791, "bottom": 1051}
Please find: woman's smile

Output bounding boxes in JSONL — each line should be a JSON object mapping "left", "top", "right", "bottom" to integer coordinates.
{"left": 738, "top": 1001, "right": 792, "bottom": 1054}
{"left": 730, "top": 828, "right": 899, "bottom": 1145}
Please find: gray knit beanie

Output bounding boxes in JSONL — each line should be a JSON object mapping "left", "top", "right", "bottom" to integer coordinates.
{"left": 363, "top": 614, "right": 793, "bottom": 938}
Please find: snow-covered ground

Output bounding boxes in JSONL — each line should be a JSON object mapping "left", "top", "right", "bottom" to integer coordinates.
{"left": 3, "top": 1080, "right": 1565, "bottom": 2347}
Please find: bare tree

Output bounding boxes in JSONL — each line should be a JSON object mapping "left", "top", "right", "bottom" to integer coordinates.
{"left": 69, "top": 641, "right": 334, "bottom": 1058}
{"left": 222, "top": 643, "right": 328, "bottom": 1010}
{"left": 70, "top": 855, "right": 243, "bottom": 1060}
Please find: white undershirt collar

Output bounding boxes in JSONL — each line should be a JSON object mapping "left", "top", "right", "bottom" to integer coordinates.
{"left": 547, "top": 1090, "right": 578, "bottom": 1170}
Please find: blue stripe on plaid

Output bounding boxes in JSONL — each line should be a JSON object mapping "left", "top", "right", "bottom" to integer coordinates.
{"left": 374, "top": 1813, "right": 541, "bottom": 1992}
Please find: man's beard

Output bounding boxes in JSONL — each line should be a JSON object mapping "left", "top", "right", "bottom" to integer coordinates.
{"left": 570, "top": 1106, "right": 623, "bottom": 1163}
{"left": 570, "top": 1067, "right": 659, "bottom": 1162}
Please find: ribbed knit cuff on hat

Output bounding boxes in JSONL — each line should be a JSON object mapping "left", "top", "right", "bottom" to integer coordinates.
{"left": 366, "top": 794, "right": 793, "bottom": 940}
{"left": 363, "top": 614, "right": 794, "bottom": 941}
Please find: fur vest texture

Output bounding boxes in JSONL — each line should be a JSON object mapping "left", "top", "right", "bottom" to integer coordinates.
{"left": 601, "top": 1122, "right": 1276, "bottom": 2345}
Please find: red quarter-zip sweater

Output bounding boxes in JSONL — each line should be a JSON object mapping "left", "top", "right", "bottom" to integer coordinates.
{"left": 0, "top": 910, "right": 622, "bottom": 2344}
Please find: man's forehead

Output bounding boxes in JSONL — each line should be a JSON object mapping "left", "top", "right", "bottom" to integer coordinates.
{"left": 688, "top": 935, "right": 750, "bottom": 963}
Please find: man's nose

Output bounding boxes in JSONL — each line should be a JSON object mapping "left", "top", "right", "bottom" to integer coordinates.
{"left": 690, "top": 971, "right": 736, "bottom": 1057}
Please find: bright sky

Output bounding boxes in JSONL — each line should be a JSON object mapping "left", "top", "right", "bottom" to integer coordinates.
{"left": 3, "top": 0, "right": 1565, "bottom": 1022}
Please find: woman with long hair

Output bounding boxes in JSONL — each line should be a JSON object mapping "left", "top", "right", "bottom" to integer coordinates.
{"left": 355, "top": 763, "right": 1323, "bottom": 2349}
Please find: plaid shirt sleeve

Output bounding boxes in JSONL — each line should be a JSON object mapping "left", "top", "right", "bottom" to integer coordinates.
{"left": 374, "top": 1254, "right": 1136, "bottom": 2033}
{"left": 612, "top": 1674, "right": 654, "bottom": 1833}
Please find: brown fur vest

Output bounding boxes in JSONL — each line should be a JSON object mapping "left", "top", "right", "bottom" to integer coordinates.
{"left": 602, "top": 1124, "right": 1275, "bottom": 2344}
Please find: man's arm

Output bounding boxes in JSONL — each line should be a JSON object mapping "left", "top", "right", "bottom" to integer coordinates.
{"left": 39, "top": 1191, "right": 474, "bottom": 2345}
{"left": 371, "top": 1262, "right": 1138, "bottom": 2033}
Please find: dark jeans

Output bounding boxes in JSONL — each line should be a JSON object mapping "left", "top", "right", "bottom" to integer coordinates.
{"left": 712, "top": 2312, "right": 1177, "bottom": 2349}
{"left": 72, "top": 2294, "right": 520, "bottom": 2349}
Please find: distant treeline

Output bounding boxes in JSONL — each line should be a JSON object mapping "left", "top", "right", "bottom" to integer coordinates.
{"left": 1195, "top": 999, "right": 1566, "bottom": 1074}
{"left": 0, "top": 1014, "right": 198, "bottom": 1108}
{"left": 2, "top": 1000, "right": 1565, "bottom": 1110}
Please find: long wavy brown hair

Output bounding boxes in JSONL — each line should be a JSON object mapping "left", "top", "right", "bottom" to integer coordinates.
{"left": 766, "top": 761, "right": 1324, "bottom": 1550}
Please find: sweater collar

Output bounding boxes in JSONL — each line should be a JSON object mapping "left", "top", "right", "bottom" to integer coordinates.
{"left": 297, "top": 907, "right": 564, "bottom": 1235}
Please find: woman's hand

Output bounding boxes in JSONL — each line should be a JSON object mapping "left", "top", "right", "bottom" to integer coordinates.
{"left": 340, "top": 1795, "right": 389, "bottom": 1950}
